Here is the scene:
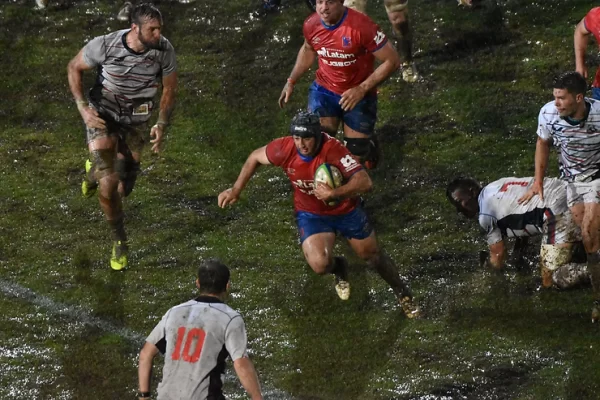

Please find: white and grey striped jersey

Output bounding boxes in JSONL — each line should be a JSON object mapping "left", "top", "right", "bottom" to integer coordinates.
{"left": 83, "top": 29, "right": 176, "bottom": 125}
{"left": 146, "top": 296, "right": 248, "bottom": 400}
{"left": 537, "top": 98, "right": 600, "bottom": 182}
{"left": 478, "top": 177, "right": 567, "bottom": 245}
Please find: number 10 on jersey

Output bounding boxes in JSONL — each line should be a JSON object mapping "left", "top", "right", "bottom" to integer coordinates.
{"left": 171, "top": 327, "right": 206, "bottom": 363}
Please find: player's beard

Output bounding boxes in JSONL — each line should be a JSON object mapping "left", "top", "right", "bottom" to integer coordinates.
{"left": 138, "top": 31, "right": 162, "bottom": 50}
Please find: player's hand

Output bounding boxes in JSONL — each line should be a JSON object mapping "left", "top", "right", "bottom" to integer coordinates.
{"left": 517, "top": 180, "right": 543, "bottom": 204}
{"left": 313, "top": 182, "right": 335, "bottom": 202}
{"left": 576, "top": 64, "right": 589, "bottom": 79}
{"left": 150, "top": 124, "right": 165, "bottom": 153}
{"left": 218, "top": 188, "right": 240, "bottom": 208}
{"left": 278, "top": 81, "right": 294, "bottom": 109}
{"left": 339, "top": 86, "right": 367, "bottom": 111}
{"left": 79, "top": 105, "right": 106, "bottom": 129}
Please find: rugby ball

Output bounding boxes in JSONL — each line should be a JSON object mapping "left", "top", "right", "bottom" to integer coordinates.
{"left": 314, "top": 163, "right": 343, "bottom": 206}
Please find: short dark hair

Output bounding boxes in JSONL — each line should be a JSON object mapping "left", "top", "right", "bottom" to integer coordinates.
{"left": 553, "top": 72, "right": 587, "bottom": 96}
{"left": 446, "top": 177, "right": 480, "bottom": 209}
{"left": 131, "top": 3, "right": 163, "bottom": 26}
{"left": 197, "top": 259, "right": 230, "bottom": 295}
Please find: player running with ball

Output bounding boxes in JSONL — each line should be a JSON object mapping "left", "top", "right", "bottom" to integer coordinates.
{"left": 217, "top": 111, "right": 419, "bottom": 318}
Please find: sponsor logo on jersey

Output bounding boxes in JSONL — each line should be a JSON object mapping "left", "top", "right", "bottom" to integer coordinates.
{"left": 339, "top": 154, "right": 359, "bottom": 172}
{"left": 316, "top": 47, "right": 354, "bottom": 59}
{"left": 322, "top": 59, "right": 357, "bottom": 67}
{"left": 374, "top": 31, "right": 385, "bottom": 46}
{"left": 292, "top": 179, "right": 316, "bottom": 195}
{"left": 317, "top": 47, "right": 356, "bottom": 67}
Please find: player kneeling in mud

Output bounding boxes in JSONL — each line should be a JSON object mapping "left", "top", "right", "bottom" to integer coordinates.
{"left": 446, "top": 176, "right": 589, "bottom": 289}
{"left": 218, "top": 111, "right": 419, "bottom": 318}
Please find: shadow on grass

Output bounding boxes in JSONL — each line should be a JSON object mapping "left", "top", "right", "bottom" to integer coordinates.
{"left": 270, "top": 264, "right": 408, "bottom": 400}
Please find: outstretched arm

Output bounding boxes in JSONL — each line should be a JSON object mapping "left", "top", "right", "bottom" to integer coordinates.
{"left": 279, "top": 40, "right": 317, "bottom": 108}
{"left": 233, "top": 357, "right": 263, "bottom": 400}
{"left": 67, "top": 49, "right": 106, "bottom": 129}
{"left": 218, "top": 146, "right": 272, "bottom": 208}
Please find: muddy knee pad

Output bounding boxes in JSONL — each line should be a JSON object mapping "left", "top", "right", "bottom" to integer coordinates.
{"left": 540, "top": 244, "right": 572, "bottom": 287}
{"left": 115, "top": 158, "right": 140, "bottom": 197}
{"left": 344, "top": 0, "right": 367, "bottom": 14}
{"left": 384, "top": 0, "right": 408, "bottom": 14}
{"left": 91, "top": 149, "right": 115, "bottom": 180}
{"left": 344, "top": 136, "right": 379, "bottom": 168}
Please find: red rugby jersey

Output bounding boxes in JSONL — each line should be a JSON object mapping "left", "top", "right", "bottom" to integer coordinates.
{"left": 584, "top": 7, "right": 600, "bottom": 88}
{"left": 265, "top": 134, "right": 363, "bottom": 215}
{"left": 303, "top": 8, "right": 387, "bottom": 95}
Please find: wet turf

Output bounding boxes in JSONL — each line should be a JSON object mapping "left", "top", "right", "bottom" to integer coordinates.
{"left": 2, "top": 0, "right": 600, "bottom": 398}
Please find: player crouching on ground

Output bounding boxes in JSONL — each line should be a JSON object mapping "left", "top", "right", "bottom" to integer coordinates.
{"left": 218, "top": 111, "right": 419, "bottom": 318}
{"left": 446, "top": 176, "right": 589, "bottom": 289}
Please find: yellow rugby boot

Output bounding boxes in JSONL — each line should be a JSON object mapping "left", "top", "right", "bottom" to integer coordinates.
{"left": 81, "top": 159, "right": 98, "bottom": 198}
{"left": 110, "top": 240, "right": 128, "bottom": 271}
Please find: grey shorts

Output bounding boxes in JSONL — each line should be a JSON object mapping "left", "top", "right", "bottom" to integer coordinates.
{"left": 566, "top": 180, "right": 600, "bottom": 207}
{"left": 85, "top": 114, "right": 147, "bottom": 154}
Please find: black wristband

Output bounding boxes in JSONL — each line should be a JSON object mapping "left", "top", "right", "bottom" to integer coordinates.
{"left": 137, "top": 392, "right": 151, "bottom": 398}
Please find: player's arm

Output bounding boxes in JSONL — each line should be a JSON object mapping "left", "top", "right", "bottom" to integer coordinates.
{"left": 138, "top": 341, "right": 160, "bottom": 399}
{"left": 519, "top": 137, "right": 551, "bottom": 204}
{"left": 340, "top": 41, "right": 400, "bottom": 111}
{"left": 360, "top": 41, "right": 401, "bottom": 93}
{"left": 315, "top": 169, "right": 372, "bottom": 202}
{"left": 481, "top": 240, "right": 507, "bottom": 270}
{"left": 150, "top": 71, "right": 178, "bottom": 153}
{"left": 233, "top": 356, "right": 263, "bottom": 400}
{"left": 67, "top": 48, "right": 106, "bottom": 129}
{"left": 574, "top": 18, "right": 592, "bottom": 78}
{"left": 279, "top": 40, "right": 317, "bottom": 108}
{"left": 218, "top": 146, "right": 272, "bottom": 208}
{"left": 334, "top": 169, "right": 372, "bottom": 198}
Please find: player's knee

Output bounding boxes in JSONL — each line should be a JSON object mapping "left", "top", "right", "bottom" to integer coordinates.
{"left": 357, "top": 247, "right": 379, "bottom": 265}
{"left": 344, "top": 136, "right": 378, "bottom": 167}
{"left": 115, "top": 158, "right": 140, "bottom": 197}
{"left": 540, "top": 244, "right": 572, "bottom": 287}
{"left": 91, "top": 149, "right": 115, "bottom": 180}
{"left": 306, "top": 254, "right": 331, "bottom": 275}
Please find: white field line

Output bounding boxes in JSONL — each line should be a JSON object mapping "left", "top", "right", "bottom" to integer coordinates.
{"left": 0, "top": 278, "right": 293, "bottom": 400}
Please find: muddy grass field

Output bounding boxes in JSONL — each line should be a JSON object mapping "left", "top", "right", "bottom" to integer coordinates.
{"left": 2, "top": 0, "right": 600, "bottom": 399}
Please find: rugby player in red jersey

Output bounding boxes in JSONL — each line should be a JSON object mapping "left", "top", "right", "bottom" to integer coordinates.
{"left": 575, "top": 7, "right": 600, "bottom": 100}
{"left": 304, "top": 0, "right": 419, "bottom": 82}
{"left": 217, "top": 111, "right": 419, "bottom": 318}
{"left": 278, "top": 0, "right": 401, "bottom": 169}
